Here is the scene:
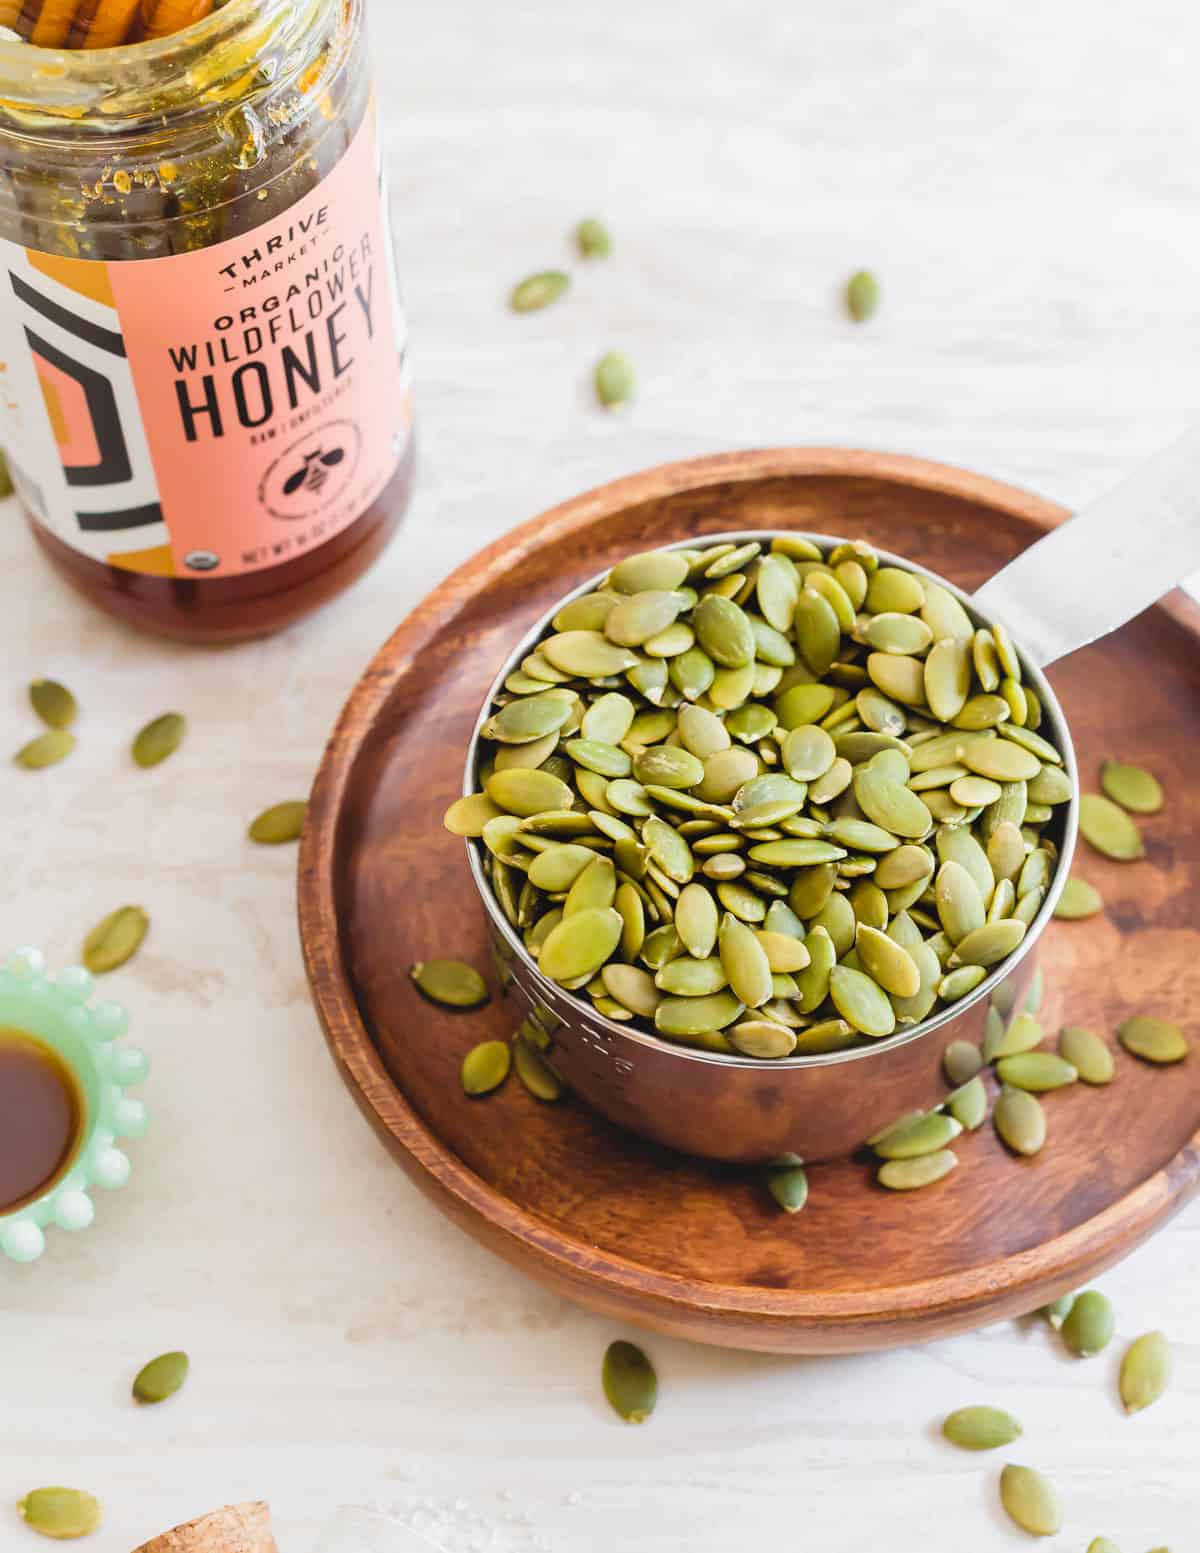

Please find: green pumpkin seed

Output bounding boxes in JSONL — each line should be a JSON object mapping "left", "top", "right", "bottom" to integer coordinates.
{"left": 1058, "top": 1027, "right": 1114, "bottom": 1085}
{"left": 999, "top": 1464, "right": 1062, "bottom": 1537}
{"left": 132, "top": 1351, "right": 190, "bottom": 1405}
{"left": 877, "top": 1150, "right": 957, "bottom": 1190}
{"left": 947, "top": 1075, "right": 988, "bottom": 1130}
{"left": 873, "top": 1111, "right": 962, "bottom": 1159}
{"left": 29, "top": 678, "right": 77, "bottom": 730}
{"left": 855, "top": 764, "right": 932, "bottom": 838}
{"left": 782, "top": 723, "right": 836, "bottom": 781}
{"left": 1054, "top": 876, "right": 1103, "bottom": 919}
{"left": 484, "top": 692, "right": 574, "bottom": 743}
{"left": 865, "top": 611, "right": 934, "bottom": 656}
{"left": 1118, "top": 1016, "right": 1189, "bottom": 1064}
{"left": 528, "top": 844, "right": 596, "bottom": 892}
{"left": 692, "top": 594, "right": 755, "bottom": 668}
{"left": 655, "top": 990, "right": 745, "bottom": 1036}
{"left": 633, "top": 746, "right": 706, "bottom": 789}
{"left": 18, "top": 1488, "right": 102, "bottom": 1540}
{"left": 1041, "top": 1292, "right": 1075, "bottom": 1329}
{"left": 995, "top": 1052, "right": 1077, "bottom": 1092}
{"left": 486, "top": 768, "right": 575, "bottom": 816}
{"left": 513, "top": 1034, "right": 563, "bottom": 1100}
{"left": 1079, "top": 793, "right": 1145, "bottom": 860}
{"left": 949, "top": 918, "right": 1027, "bottom": 967}
{"left": 610, "top": 550, "right": 690, "bottom": 594}
{"left": 511, "top": 270, "right": 569, "bottom": 312}
{"left": 602, "top": 1340, "right": 657, "bottom": 1422}
{"left": 942, "top": 1405, "right": 1022, "bottom": 1451}
{"left": 410, "top": 959, "right": 488, "bottom": 1008}
{"left": 1119, "top": 1330, "right": 1171, "bottom": 1414}
{"left": 83, "top": 905, "right": 149, "bottom": 975}
{"left": 461, "top": 1040, "right": 511, "bottom": 1096}
{"left": 576, "top": 217, "right": 612, "bottom": 258}
{"left": 132, "top": 712, "right": 186, "bottom": 769}
{"left": 766, "top": 1163, "right": 809, "bottom": 1211}
{"left": 754, "top": 930, "right": 810, "bottom": 974}
{"left": 565, "top": 856, "right": 617, "bottom": 914}
{"left": 994, "top": 1085, "right": 1046, "bottom": 1155}
{"left": 248, "top": 800, "right": 308, "bottom": 845}
{"left": 938, "top": 964, "right": 986, "bottom": 1001}
{"left": 1100, "top": 759, "right": 1163, "bottom": 814}
{"left": 719, "top": 914, "right": 773, "bottom": 1008}
{"left": 595, "top": 351, "right": 635, "bottom": 409}
{"left": 655, "top": 956, "right": 728, "bottom": 996}
{"left": 943, "top": 1040, "right": 983, "bottom": 1086}
{"left": 994, "top": 1012, "right": 1043, "bottom": 1058}
{"left": 1061, "top": 1289, "right": 1115, "bottom": 1357}
{"left": 15, "top": 729, "right": 76, "bottom": 769}
{"left": 845, "top": 268, "right": 880, "bottom": 321}
{"left": 539, "top": 906, "right": 623, "bottom": 982}
{"left": 729, "top": 1019, "right": 797, "bottom": 1058}
{"left": 935, "top": 861, "right": 987, "bottom": 944}
{"left": 854, "top": 924, "right": 920, "bottom": 997}
{"left": 923, "top": 637, "right": 971, "bottom": 722}
{"left": 829, "top": 964, "right": 896, "bottom": 1038}
{"left": 601, "top": 963, "right": 660, "bottom": 1017}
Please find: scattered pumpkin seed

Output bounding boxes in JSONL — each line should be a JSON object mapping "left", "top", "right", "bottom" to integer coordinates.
{"left": 947, "top": 1075, "right": 987, "bottom": 1130}
{"left": 1118, "top": 1016, "right": 1189, "bottom": 1065}
{"left": 82, "top": 906, "right": 149, "bottom": 975}
{"left": 1054, "top": 876, "right": 1103, "bottom": 919}
{"left": 995, "top": 1052, "right": 1077, "bottom": 1092}
{"left": 877, "top": 1150, "right": 957, "bottom": 1191}
{"left": 1041, "top": 1292, "right": 1075, "bottom": 1329}
{"left": 132, "top": 712, "right": 186, "bottom": 769}
{"left": 873, "top": 1111, "right": 962, "bottom": 1160}
{"left": 15, "top": 729, "right": 76, "bottom": 769}
{"left": 1100, "top": 759, "right": 1163, "bottom": 815}
{"left": 993, "top": 1012, "right": 1043, "bottom": 1059}
{"left": 943, "top": 1040, "right": 983, "bottom": 1086}
{"left": 1119, "top": 1331, "right": 1171, "bottom": 1414}
{"left": 248, "top": 801, "right": 307, "bottom": 845}
{"left": 510, "top": 270, "right": 569, "bottom": 312}
{"left": 1079, "top": 793, "right": 1145, "bottom": 860}
{"left": 461, "top": 1040, "right": 511, "bottom": 1096}
{"left": 999, "top": 1464, "right": 1062, "bottom": 1537}
{"left": 513, "top": 1034, "right": 563, "bottom": 1101}
{"left": 18, "top": 1488, "right": 102, "bottom": 1541}
{"left": 132, "top": 1351, "right": 190, "bottom": 1405}
{"left": 1061, "top": 1289, "right": 1115, "bottom": 1357}
{"left": 994, "top": 1085, "right": 1046, "bottom": 1155}
{"left": 602, "top": 1340, "right": 657, "bottom": 1423}
{"left": 29, "top": 678, "right": 77, "bottom": 730}
{"left": 845, "top": 269, "right": 880, "bottom": 321}
{"left": 410, "top": 959, "right": 488, "bottom": 1008}
{"left": 576, "top": 218, "right": 612, "bottom": 258}
{"left": 1058, "top": 1026, "right": 1114, "bottom": 1085}
{"left": 766, "top": 1163, "right": 809, "bottom": 1212}
{"left": 595, "top": 351, "right": 635, "bottom": 409}
{"left": 942, "top": 1405, "right": 1022, "bottom": 1451}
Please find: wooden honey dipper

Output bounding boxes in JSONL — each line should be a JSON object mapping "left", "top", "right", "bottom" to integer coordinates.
{"left": 0, "top": 0, "right": 218, "bottom": 47}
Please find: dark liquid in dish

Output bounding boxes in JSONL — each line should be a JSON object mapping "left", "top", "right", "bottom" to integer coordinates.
{"left": 0, "top": 1029, "right": 84, "bottom": 1213}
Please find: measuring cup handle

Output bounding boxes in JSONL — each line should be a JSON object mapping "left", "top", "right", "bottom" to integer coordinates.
{"left": 972, "top": 426, "right": 1200, "bottom": 667}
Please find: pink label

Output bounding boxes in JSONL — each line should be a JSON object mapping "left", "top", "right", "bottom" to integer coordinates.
{"left": 0, "top": 106, "right": 410, "bottom": 581}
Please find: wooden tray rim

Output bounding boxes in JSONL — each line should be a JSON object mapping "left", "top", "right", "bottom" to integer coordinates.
{"left": 299, "top": 446, "right": 1200, "bottom": 1333}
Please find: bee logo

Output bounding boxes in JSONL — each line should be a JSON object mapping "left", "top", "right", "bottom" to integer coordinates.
{"left": 281, "top": 446, "right": 347, "bottom": 498}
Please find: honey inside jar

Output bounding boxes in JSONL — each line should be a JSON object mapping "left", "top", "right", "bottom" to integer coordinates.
{"left": 0, "top": 1028, "right": 84, "bottom": 1213}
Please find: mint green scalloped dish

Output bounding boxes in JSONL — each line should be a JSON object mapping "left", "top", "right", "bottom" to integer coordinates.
{"left": 0, "top": 947, "right": 150, "bottom": 1263}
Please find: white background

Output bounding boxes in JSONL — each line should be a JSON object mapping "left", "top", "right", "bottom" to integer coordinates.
{"left": 3, "top": 0, "right": 1199, "bottom": 1548}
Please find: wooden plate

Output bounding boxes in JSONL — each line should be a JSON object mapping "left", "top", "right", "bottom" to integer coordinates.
{"left": 299, "top": 449, "right": 1200, "bottom": 1354}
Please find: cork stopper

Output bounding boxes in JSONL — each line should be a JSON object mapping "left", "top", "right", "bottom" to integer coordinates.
{"left": 132, "top": 1503, "right": 278, "bottom": 1553}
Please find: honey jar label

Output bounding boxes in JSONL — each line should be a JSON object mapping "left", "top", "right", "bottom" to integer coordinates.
{"left": 0, "top": 106, "right": 411, "bottom": 581}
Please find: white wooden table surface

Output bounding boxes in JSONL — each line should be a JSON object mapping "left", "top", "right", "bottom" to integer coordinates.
{"left": 3, "top": 0, "right": 1199, "bottom": 1548}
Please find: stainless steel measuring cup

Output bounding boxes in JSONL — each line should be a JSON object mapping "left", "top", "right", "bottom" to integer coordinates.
{"left": 465, "top": 437, "right": 1200, "bottom": 1163}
